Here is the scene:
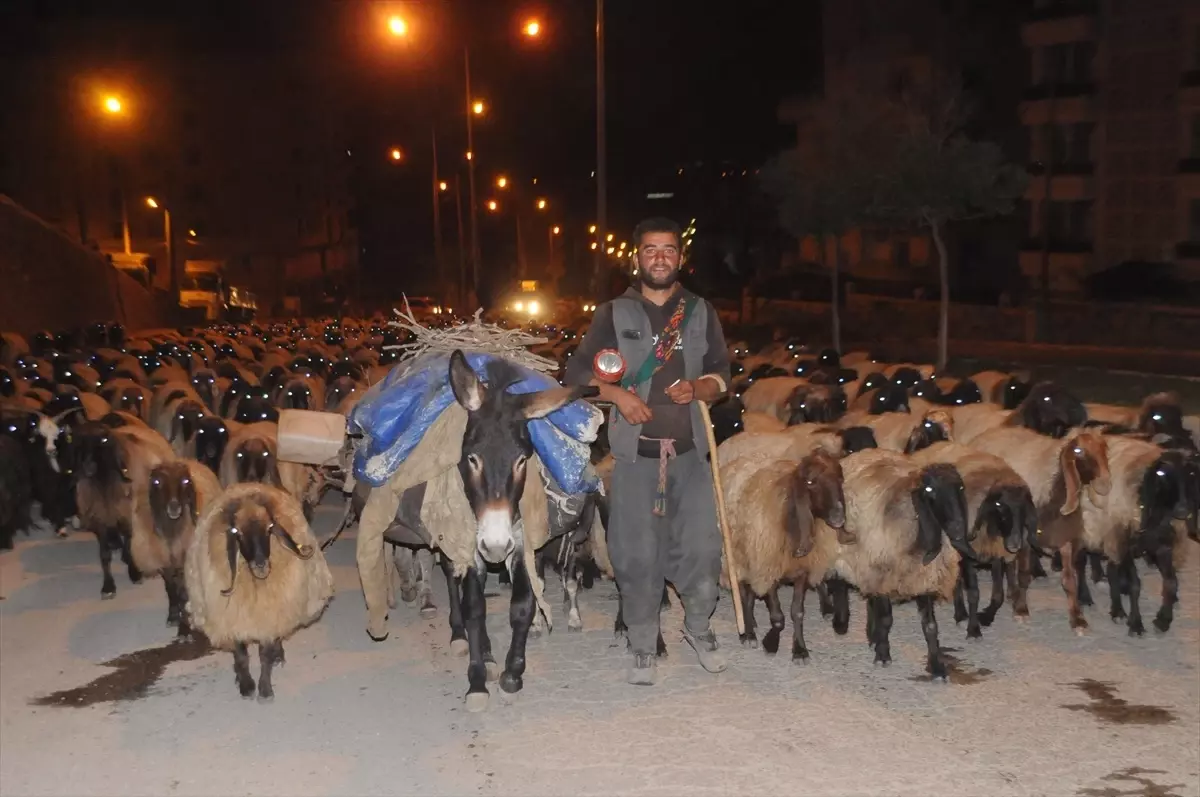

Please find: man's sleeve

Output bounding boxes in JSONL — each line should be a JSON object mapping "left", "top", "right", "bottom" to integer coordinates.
{"left": 700, "top": 301, "right": 732, "bottom": 393}
{"left": 563, "top": 302, "right": 617, "bottom": 386}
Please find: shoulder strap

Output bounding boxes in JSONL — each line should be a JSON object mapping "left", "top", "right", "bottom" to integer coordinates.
{"left": 622, "top": 294, "right": 698, "bottom": 390}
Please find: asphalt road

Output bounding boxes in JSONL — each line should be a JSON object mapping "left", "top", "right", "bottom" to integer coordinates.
{"left": 1, "top": 497, "right": 1198, "bottom": 797}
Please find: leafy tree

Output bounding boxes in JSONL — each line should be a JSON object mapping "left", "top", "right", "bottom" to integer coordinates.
{"left": 867, "top": 84, "right": 1028, "bottom": 370}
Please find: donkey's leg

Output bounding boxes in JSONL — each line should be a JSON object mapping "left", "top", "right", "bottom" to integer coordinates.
{"left": 440, "top": 554, "right": 468, "bottom": 656}
{"left": 416, "top": 547, "right": 438, "bottom": 618}
{"left": 462, "top": 565, "right": 491, "bottom": 712}
{"left": 500, "top": 550, "right": 537, "bottom": 695}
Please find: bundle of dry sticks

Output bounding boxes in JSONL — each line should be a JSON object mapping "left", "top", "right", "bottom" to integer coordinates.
{"left": 386, "top": 301, "right": 559, "bottom": 374}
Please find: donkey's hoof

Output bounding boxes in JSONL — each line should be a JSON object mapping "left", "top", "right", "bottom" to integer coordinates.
{"left": 484, "top": 660, "right": 500, "bottom": 682}
{"left": 464, "top": 691, "right": 489, "bottom": 713}
{"left": 420, "top": 604, "right": 438, "bottom": 619}
{"left": 449, "top": 638, "right": 468, "bottom": 656}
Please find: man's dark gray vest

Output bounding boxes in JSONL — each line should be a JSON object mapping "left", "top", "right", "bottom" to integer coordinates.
{"left": 607, "top": 295, "right": 710, "bottom": 463}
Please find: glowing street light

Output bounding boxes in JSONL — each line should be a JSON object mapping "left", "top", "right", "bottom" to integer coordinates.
{"left": 145, "top": 197, "right": 159, "bottom": 209}
{"left": 188, "top": 228, "right": 197, "bottom": 237}
{"left": 103, "top": 95, "right": 123, "bottom": 114}
{"left": 588, "top": 224, "right": 597, "bottom": 234}
{"left": 466, "top": 150, "right": 473, "bottom": 161}
{"left": 496, "top": 175, "right": 509, "bottom": 189}
{"left": 390, "top": 147, "right": 404, "bottom": 161}
{"left": 487, "top": 199, "right": 499, "bottom": 212}
{"left": 472, "top": 100, "right": 486, "bottom": 116}
{"left": 619, "top": 241, "right": 626, "bottom": 250}
{"left": 439, "top": 181, "right": 449, "bottom": 191}
{"left": 536, "top": 198, "right": 547, "bottom": 210}
{"left": 388, "top": 15, "right": 408, "bottom": 37}
{"left": 606, "top": 232, "right": 614, "bottom": 242}
{"left": 607, "top": 246, "right": 616, "bottom": 255}
{"left": 590, "top": 242, "right": 598, "bottom": 250}
{"left": 552, "top": 225, "right": 561, "bottom": 235}
{"left": 523, "top": 19, "right": 541, "bottom": 37}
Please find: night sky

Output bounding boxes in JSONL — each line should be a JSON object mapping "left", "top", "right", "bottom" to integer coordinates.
{"left": 1, "top": 0, "right": 820, "bottom": 291}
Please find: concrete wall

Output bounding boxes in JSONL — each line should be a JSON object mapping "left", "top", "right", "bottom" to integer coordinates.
{"left": 0, "top": 195, "right": 175, "bottom": 336}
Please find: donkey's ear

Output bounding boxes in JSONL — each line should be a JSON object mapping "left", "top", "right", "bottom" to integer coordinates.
{"left": 520, "top": 385, "right": 599, "bottom": 420}
{"left": 448, "top": 350, "right": 485, "bottom": 412}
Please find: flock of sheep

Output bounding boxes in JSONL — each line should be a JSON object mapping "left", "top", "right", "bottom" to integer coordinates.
{"left": 0, "top": 321, "right": 387, "bottom": 700}
{"left": 2, "top": 318, "right": 1198, "bottom": 703}
{"left": 696, "top": 342, "right": 1198, "bottom": 678}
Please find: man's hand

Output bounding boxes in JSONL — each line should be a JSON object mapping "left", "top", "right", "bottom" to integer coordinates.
{"left": 612, "top": 389, "right": 654, "bottom": 425}
{"left": 665, "top": 379, "right": 695, "bottom": 405}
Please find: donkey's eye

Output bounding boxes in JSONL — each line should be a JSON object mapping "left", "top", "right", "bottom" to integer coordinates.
{"left": 514, "top": 455, "right": 528, "bottom": 470}
{"left": 467, "top": 454, "right": 483, "bottom": 470}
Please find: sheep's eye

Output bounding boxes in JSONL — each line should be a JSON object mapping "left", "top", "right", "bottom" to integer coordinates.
{"left": 1073, "top": 447, "right": 1082, "bottom": 455}
{"left": 219, "top": 427, "right": 226, "bottom": 433}
{"left": 1152, "top": 414, "right": 1163, "bottom": 421}
{"left": 806, "top": 477, "right": 815, "bottom": 486}
{"left": 925, "top": 486, "right": 934, "bottom": 493}
{"left": 152, "top": 479, "right": 160, "bottom": 486}
{"left": 237, "top": 452, "right": 244, "bottom": 458}
{"left": 182, "top": 478, "right": 190, "bottom": 485}
{"left": 230, "top": 526, "right": 240, "bottom": 535}
{"left": 261, "top": 451, "right": 269, "bottom": 457}
{"left": 1043, "top": 396, "right": 1051, "bottom": 402}
{"left": 1156, "top": 470, "right": 1166, "bottom": 477}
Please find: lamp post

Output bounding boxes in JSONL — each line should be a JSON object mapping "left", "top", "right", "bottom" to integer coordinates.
{"left": 145, "top": 197, "right": 174, "bottom": 300}
{"left": 594, "top": 0, "right": 607, "bottom": 297}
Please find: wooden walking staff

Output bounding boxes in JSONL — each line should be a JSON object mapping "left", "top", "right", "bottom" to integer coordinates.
{"left": 593, "top": 349, "right": 746, "bottom": 636}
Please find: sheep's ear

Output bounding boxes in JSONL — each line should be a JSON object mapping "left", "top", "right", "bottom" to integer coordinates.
{"left": 783, "top": 471, "right": 815, "bottom": 558}
{"left": 1059, "top": 445, "right": 1082, "bottom": 515}
{"left": 911, "top": 486, "right": 944, "bottom": 565}
{"left": 520, "top": 385, "right": 599, "bottom": 420}
{"left": 448, "top": 350, "right": 485, "bottom": 412}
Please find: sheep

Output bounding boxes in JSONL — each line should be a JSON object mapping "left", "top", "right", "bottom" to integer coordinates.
{"left": 1077, "top": 435, "right": 1194, "bottom": 636}
{"left": 718, "top": 425, "right": 859, "bottom": 468}
{"left": 911, "top": 441, "right": 1037, "bottom": 638}
{"left": 130, "top": 459, "right": 223, "bottom": 634}
{"left": 722, "top": 450, "right": 852, "bottom": 657}
{"left": 785, "top": 383, "right": 848, "bottom": 425}
{"left": 970, "top": 427, "right": 1111, "bottom": 632}
{"left": 150, "top": 382, "right": 205, "bottom": 435}
{"left": 883, "top": 362, "right": 935, "bottom": 382}
{"left": 73, "top": 422, "right": 175, "bottom": 597}
{"left": 101, "top": 378, "right": 150, "bottom": 420}
{"left": 190, "top": 415, "right": 232, "bottom": 474}
{"left": 830, "top": 450, "right": 971, "bottom": 678}
{"left": 971, "top": 370, "right": 1032, "bottom": 408}
{"left": 184, "top": 483, "right": 334, "bottom": 700}
{"left": 707, "top": 395, "right": 747, "bottom": 444}
{"left": 741, "top": 377, "right": 808, "bottom": 421}
{"left": 1085, "top": 393, "right": 1186, "bottom": 439}
{"left": 844, "top": 382, "right": 912, "bottom": 416}
{"left": 220, "top": 421, "right": 319, "bottom": 517}
{"left": 912, "top": 377, "right": 983, "bottom": 407}
{"left": 861, "top": 408, "right": 953, "bottom": 453}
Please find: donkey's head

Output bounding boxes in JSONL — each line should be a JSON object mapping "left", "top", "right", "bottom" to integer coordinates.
{"left": 449, "top": 350, "right": 597, "bottom": 564}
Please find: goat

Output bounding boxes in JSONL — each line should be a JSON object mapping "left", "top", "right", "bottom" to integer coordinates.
{"left": 184, "top": 483, "right": 334, "bottom": 701}
{"left": 130, "top": 459, "right": 222, "bottom": 634}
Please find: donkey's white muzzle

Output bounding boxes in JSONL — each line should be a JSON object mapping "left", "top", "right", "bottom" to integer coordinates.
{"left": 477, "top": 508, "right": 516, "bottom": 564}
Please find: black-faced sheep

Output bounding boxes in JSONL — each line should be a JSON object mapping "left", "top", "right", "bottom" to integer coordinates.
{"left": 970, "top": 427, "right": 1111, "bottom": 632}
{"left": 73, "top": 422, "right": 175, "bottom": 597}
{"left": 859, "top": 408, "right": 953, "bottom": 453}
{"left": 0, "top": 435, "right": 33, "bottom": 549}
{"left": 832, "top": 450, "right": 971, "bottom": 678}
{"left": 184, "top": 480, "right": 334, "bottom": 700}
{"left": 911, "top": 441, "right": 1037, "bottom": 638}
{"left": 130, "top": 458, "right": 223, "bottom": 634}
{"left": 1078, "top": 436, "right": 1193, "bottom": 635}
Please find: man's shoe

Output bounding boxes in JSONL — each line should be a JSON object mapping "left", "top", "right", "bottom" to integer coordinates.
{"left": 626, "top": 653, "right": 658, "bottom": 685}
{"left": 682, "top": 628, "right": 727, "bottom": 673}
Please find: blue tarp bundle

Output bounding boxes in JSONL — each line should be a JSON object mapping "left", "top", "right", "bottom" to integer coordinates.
{"left": 348, "top": 351, "right": 601, "bottom": 494}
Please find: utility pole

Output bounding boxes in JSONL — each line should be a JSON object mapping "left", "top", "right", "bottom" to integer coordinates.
{"left": 593, "top": 0, "right": 607, "bottom": 297}
{"left": 465, "top": 47, "right": 481, "bottom": 308}
{"left": 431, "top": 126, "right": 444, "bottom": 299}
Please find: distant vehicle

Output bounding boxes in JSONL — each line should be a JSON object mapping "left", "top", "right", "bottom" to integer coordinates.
{"left": 499, "top": 280, "right": 552, "bottom": 322}
{"left": 403, "top": 295, "right": 446, "bottom": 320}
{"left": 180, "top": 259, "right": 256, "bottom": 321}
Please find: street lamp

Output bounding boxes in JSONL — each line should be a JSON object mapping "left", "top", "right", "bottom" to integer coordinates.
{"left": 496, "top": 175, "right": 508, "bottom": 189}
{"left": 588, "top": 224, "right": 597, "bottom": 234}
{"left": 523, "top": 19, "right": 541, "bottom": 37}
{"left": 103, "top": 95, "right": 123, "bottom": 114}
{"left": 439, "top": 181, "right": 449, "bottom": 192}
{"left": 535, "top": 198, "right": 547, "bottom": 210}
{"left": 487, "top": 199, "right": 499, "bottom": 212}
{"left": 390, "top": 147, "right": 404, "bottom": 162}
{"left": 472, "top": 100, "right": 486, "bottom": 116}
{"left": 388, "top": 15, "right": 408, "bottom": 37}
{"left": 145, "top": 197, "right": 176, "bottom": 301}
{"left": 606, "top": 232, "right": 614, "bottom": 242}
{"left": 552, "top": 225, "right": 560, "bottom": 235}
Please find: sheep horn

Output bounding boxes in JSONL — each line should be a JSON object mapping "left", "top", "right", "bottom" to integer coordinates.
{"left": 220, "top": 531, "right": 240, "bottom": 596}
{"left": 273, "top": 524, "right": 314, "bottom": 559}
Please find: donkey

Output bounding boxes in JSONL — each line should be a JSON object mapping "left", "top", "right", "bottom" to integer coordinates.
{"left": 446, "top": 350, "right": 596, "bottom": 711}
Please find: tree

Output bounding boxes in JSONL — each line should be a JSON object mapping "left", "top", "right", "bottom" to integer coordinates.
{"left": 761, "top": 91, "right": 896, "bottom": 353}
{"left": 868, "top": 85, "right": 1027, "bottom": 370}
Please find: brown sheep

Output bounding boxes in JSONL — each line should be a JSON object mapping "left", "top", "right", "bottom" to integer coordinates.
{"left": 740, "top": 376, "right": 806, "bottom": 421}
{"left": 911, "top": 441, "right": 1036, "bottom": 638}
{"left": 742, "top": 411, "right": 787, "bottom": 435}
{"left": 220, "top": 421, "right": 320, "bottom": 518}
{"left": 722, "top": 450, "right": 850, "bottom": 658}
{"left": 969, "top": 427, "right": 1111, "bottom": 633}
{"left": 184, "top": 483, "right": 334, "bottom": 701}
{"left": 130, "top": 458, "right": 222, "bottom": 635}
